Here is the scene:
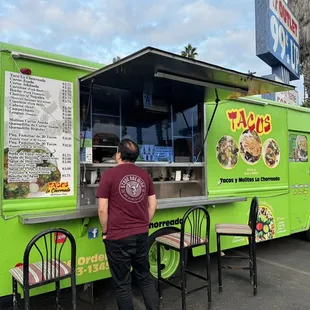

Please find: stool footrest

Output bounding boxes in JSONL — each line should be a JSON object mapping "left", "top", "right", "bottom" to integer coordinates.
{"left": 185, "top": 269, "right": 208, "bottom": 281}
{"left": 187, "top": 284, "right": 210, "bottom": 296}
{"left": 222, "top": 255, "right": 250, "bottom": 260}
{"left": 159, "top": 277, "right": 181, "bottom": 291}
{"left": 222, "top": 265, "right": 251, "bottom": 270}
{"left": 158, "top": 277, "right": 210, "bottom": 296}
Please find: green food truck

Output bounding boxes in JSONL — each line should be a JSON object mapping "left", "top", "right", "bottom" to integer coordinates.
{"left": 0, "top": 41, "right": 308, "bottom": 304}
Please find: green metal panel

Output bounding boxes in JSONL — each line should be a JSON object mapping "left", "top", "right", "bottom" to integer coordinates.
{"left": 288, "top": 132, "right": 310, "bottom": 233}
{"left": 287, "top": 109, "right": 310, "bottom": 133}
{"left": 0, "top": 43, "right": 309, "bottom": 300}
{"left": 0, "top": 43, "right": 105, "bottom": 298}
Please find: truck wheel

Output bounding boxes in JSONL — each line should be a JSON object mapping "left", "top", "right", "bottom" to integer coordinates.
{"left": 148, "top": 228, "right": 188, "bottom": 280}
{"left": 305, "top": 229, "right": 310, "bottom": 241}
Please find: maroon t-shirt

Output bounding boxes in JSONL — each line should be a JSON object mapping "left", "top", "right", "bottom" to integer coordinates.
{"left": 96, "top": 163, "right": 155, "bottom": 240}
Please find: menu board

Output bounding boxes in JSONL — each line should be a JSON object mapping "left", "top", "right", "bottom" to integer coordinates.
{"left": 3, "top": 72, "right": 74, "bottom": 199}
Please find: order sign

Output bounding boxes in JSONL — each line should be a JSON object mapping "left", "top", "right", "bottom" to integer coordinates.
{"left": 3, "top": 72, "right": 74, "bottom": 199}
{"left": 255, "top": 0, "right": 300, "bottom": 80}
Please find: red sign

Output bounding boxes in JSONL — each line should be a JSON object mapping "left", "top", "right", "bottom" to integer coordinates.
{"left": 15, "top": 263, "right": 23, "bottom": 268}
{"left": 46, "top": 182, "right": 71, "bottom": 194}
{"left": 54, "top": 232, "right": 67, "bottom": 244}
{"left": 226, "top": 108, "right": 272, "bottom": 135}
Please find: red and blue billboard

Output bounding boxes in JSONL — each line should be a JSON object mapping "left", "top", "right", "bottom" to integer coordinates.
{"left": 255, "top": 0, "right": 300, "bottom": 81}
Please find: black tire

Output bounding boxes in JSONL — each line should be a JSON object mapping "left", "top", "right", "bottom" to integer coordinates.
{"left": 148, "top": 227, "right": 188, "bottom": 281}
{"left": 304, "top": 229, "right": 310, "bottom": 241}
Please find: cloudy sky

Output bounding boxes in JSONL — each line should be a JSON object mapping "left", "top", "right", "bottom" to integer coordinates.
{"left": 0, "top": 0, "right": 305, "bottom": 102}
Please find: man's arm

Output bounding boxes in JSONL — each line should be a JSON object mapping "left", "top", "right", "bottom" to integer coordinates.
{"left": 98, "top": 198, "right": 109, "bottom": 234}
{"left": 148, "top": 194, "right": 157, "bottom": 223}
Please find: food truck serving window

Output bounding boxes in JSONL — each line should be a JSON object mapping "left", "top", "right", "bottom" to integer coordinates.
{"left": 80, "top": 88, "right": 203, "bottom": 164}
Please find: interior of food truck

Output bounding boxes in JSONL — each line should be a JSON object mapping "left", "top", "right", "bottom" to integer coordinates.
{"left": 77, "top": 46, "right": 294, "bottom": 208}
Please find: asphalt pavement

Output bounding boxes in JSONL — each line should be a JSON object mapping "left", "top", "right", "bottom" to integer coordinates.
{"left": 4, "top": 233, "right": 310, "bottom": 310}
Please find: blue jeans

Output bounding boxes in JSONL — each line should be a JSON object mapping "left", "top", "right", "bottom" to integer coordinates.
{"left": 104, "top": 233, "right": 159, "bottom": 310}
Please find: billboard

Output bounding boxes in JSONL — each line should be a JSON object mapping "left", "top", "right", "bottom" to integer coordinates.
{"left": 261, "top": 74, "right": 299, "bottom": 105}
{"left": 255, "top": 0, "right": 300, "bottom": 80}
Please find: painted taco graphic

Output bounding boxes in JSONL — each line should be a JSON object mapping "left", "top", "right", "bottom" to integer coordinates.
{"left": 239, "top": 129, "right": 262, "bottom": 165}
{"left": 216, "top": 135, "right": 239, "bottom": 169}
{"left": 263, "top": 138, "right": 280, "bottom": 168}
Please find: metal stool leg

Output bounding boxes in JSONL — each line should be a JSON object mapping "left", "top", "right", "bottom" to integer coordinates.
{"left": 71, "top": 273, "right": 77, "bottom": 310}
{"left": 217, "top": 233, "right": 223, "bottom": 293}
{"left": 249, "top": 236, "right": 253, "bottom": 284}
{"left": 157, "top": 242, "right": 162, "bottom": 300}
{"left": 12, "top": 277, "right": 18, "bottom": 310}
{"left": 205, "top": 243, "right": 212, "bottom": 303}
{"left": 252, "top": 237, "right": 258, "bottom": 296}
{"left": 55, "top": 281, "right": 60, "bottom": 309}
{"left": 23, "top": 286, "right": 30, "bottom": 310}
{"left": 180, "top": 249, "right": 186, "bottom": 310}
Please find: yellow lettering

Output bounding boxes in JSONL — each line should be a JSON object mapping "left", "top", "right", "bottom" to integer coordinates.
{"left": 226, "top": 108, "right": 272, "bottom": 135}
{"left": 91, "top": 254, "right": 98, "bottom": 263}
{"left": 77, "top": 267, "right": 83, "bottom": 276}
{"left": 78, "top": 257, "right": 85, "bottom": 265}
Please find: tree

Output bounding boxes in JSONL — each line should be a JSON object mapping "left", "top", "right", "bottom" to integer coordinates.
{"left": 288, "top": 0, "right": 310, "bottom": 106}
{"left": 181, "top": 43, "right": 198, "bottom": 59}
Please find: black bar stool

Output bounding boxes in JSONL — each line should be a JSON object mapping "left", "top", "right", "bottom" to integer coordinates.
{"left": 215, "top": 196, "right": 259, "bottom": 295}
{"left": 9, "top": 228, "right": 77, "bottom": 310}
{"left": 156, "top": 205, "right": 211, "bottom": 310}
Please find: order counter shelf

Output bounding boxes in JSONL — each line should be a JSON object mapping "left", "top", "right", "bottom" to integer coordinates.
{"left": 18, "top": 196, "right": 247, "bottom": 225}
{"left": 84, "top": 180, "right": 200, "bottom": 188}
{"left": 80, "top": 162, "right": 204, "bottom": 168}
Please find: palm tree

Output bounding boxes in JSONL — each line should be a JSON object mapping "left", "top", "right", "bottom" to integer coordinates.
{"left": 181, "top": 43, "right": 198, "bottom": 59}
{"left": 288, "top": 0, "right": 310, "bottom": 106}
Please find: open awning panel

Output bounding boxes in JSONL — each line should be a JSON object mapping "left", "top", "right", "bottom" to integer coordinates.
{"left": 80, "top": 47, "right": 294, "bottom": 102}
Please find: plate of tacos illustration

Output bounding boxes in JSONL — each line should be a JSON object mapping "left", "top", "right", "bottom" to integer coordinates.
{"left": 263, "top": 138, "right": 280, "bottom": 168}
{"left": 216, "top": 135, "right": 239, "bottom": 169}
{"left": 239, "top": 130, "right": 262, "bottom": 165}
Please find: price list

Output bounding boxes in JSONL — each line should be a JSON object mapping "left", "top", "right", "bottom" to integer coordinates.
{"left": 4, "top": 72, "right": 74, "bottom": 199}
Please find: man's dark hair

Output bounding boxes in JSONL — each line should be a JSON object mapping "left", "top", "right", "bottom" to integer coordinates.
{"left": 118, "top": 139, "right": 140, "bottom": 162}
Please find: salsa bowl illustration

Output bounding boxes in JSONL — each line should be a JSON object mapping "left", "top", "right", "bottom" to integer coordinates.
{"left": 255, "top": 205, "right": 275, "bottom": 242}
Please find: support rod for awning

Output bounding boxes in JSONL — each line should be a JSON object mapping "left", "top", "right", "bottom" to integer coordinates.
{"left": 154, "top": 71, "right": 248, "bottom": 95}
{"left": 195, "top": 89, "right": 220, "bottom": 162}
{"left": 81, "top": 78, "right": 95, "bottom": 149}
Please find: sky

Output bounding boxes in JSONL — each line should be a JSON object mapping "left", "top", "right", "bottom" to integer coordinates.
{"left": 0, "top": 0, "right": 305, "bottom": 103}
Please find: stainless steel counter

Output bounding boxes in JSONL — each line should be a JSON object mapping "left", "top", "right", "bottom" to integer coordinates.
{"left": 18, "top": 196, "right": 247, "bottom": 225}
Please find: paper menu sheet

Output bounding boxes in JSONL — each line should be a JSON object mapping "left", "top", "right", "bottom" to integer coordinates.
{"left": 3, "top": 71, "right": 74, "bottom": 199}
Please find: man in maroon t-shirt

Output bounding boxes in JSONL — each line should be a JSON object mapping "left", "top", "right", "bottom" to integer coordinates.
{"left": 96, "top": 139, "right": 158, "bottom": 310}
